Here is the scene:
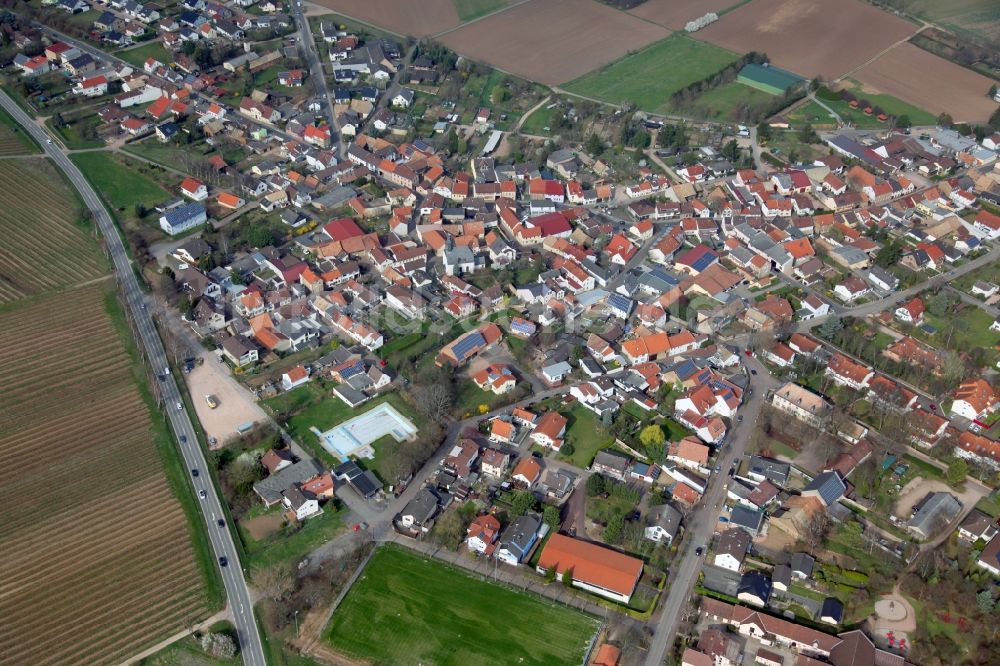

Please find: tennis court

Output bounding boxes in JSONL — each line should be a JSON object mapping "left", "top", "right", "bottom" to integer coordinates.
{"left": 313, "top": 403, "right": 418, "bottom": 461}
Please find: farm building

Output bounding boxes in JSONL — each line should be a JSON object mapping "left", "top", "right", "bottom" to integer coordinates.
{"left": 737, "top": 64, "right": 805, "bottom": 95}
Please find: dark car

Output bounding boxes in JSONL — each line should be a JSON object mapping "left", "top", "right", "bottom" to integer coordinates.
{"left": 728, "top": 468, "right": 735, "bottom": 477}
{"left": 750, "top": 369, "right": 757, "bottom": 375}
{"left": 217, "top": 518, "right": 225, "bottom": 528}
{"left": 218, "top": 556, "right": 228, "bottom": 567}
{"left": 191, "top": 468, "right": 199, "bottom": 477}
{"left": 180, "top": 435, "right": 187, "bottom": 443}
{"left": 695, "top": 546, "right": 704, "bottom": 556}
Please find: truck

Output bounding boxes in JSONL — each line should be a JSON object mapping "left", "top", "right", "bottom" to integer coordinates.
{"left": 205, "top": 394, "right": 219, "bottom": 409}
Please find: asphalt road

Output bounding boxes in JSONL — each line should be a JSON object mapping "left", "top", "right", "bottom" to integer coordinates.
{"left": 643, "top": 354, "right": 777, "bottom": 666}
{"left": 0, "top": 91, "right": 266, "bottom": 666}
{"left": 290, "top": 0, "right": 344, "bottom": 156}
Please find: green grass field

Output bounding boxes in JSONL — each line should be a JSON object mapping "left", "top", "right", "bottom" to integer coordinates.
{"left": 518, "top": 103, "right": 557, "bottom": 136}
{"left": 816, "top": 86, "right": 937, "bottom": 128}
{"left": 47, "top": 113, "right": 104, "bottom": 149}
{"left": 564, "top": 35, "right": 739, "bottom": 113}
{"left": 667, "top": 80, "right": 775, "bottom": 121}
{"left": 117, "top": 42, "right": 172, "bottom": 68}
{"left": 785, "top": 100, "right": 840, "bottom": 128}
{"left": 561, "top": 403, "right": 615, "bottom": 468}
{"left": 70, "top": 151, "right": 172, "bottom": 214}
{"left": 326, "top": 546, "right": 599, "bottom": 665}
{"left": 453, "top": 0, "right": 507, "bottom": 21}
{"left": 895, "top": 0, "right": 1000, "bottom": 45}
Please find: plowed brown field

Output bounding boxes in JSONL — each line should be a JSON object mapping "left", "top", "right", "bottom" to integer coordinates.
{"left": 854, "top": 42, "right": 999, "bottom": 123}
{"left": 628, "top": 0, "right": 739, "bottom": 30}
{"left": 310, "top": 0, "right": 461, "bottom": 37}
{"left": 696, "top": 0, "right": 918, "bottom": 79}
{"left": 440, "top": 0, "right": 670, "bottom": 85}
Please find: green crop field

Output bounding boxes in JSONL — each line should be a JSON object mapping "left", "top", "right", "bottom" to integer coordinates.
{"left": 564, "top": 35, "right": 739, "bottom": 113}
{"left": 326, "top": 546, "right": 599, "bottom": 665}
{"left": 453, "top": 0, "right": 507, "bottom": 22}
{"left": 896, "top": 0, "right": 1000, "bottom": 45}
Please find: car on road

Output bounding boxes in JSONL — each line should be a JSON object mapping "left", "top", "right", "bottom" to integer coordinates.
{"left": 929, "top": 403, "right": 937, "bottom": 411}
{"left": 191, "top": 468, "right": 199, "bottom": 477}
{"left": 179, "top": 435, "right": 187, "bottom": 443}
{"left": 715, "top": 465, "right": 720, "bottom": 473}
{"left": 46, "top": 138, "right": 52, "bottom": 144}
{"left": 176, "top": 402, "right": 182, "bottom": 410}
{"left": 737, "top": 415, "right": 743, "bottom": 422}
{"left": 728, "top": 468, "right": 735, "bottom": 477}
{"left": 750, "top": 369, "right": 757, "bottom": 375}
{"left": 218, "top": 556, "right": 228, "bottom": 567}
{"left": 217, "top": 518, "right": 226, "bottom": 527}
{"left": 695, "top": 546, "right": 704, "bottom": 556}
{"left": 199, "top": 489, "right": 207, "bottom": 499}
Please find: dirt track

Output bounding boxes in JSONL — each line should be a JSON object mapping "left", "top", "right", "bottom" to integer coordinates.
{"left": 696, "top": 0, "right": 917, "bottom": 79}
{"left": 440, "top": 0, "right": 669, "bottom": 85}
{"left": 854, "top": 42, "right": 1000, "bottom": 123}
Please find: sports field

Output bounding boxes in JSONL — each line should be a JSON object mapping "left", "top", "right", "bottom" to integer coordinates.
{"left": 326, "top": 546, "right": 600, "bottom": 665}
{"left": 564, "top": 34, "right": 739, "bottom": 113}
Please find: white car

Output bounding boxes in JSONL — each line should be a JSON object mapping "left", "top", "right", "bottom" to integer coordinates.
{"left": 46, "top": 138, "right": 53, "bottom": 144}
{"left": 199, "top": 489, "right": 207, "bottom": 499}
{"left": 176, "top": 402, "right": 182, "bottom": 410}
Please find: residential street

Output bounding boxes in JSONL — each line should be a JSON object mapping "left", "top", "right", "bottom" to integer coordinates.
{"left": 0, "top": 91, "right": 267, "bottom": 666}
{"left": 643, "top": 354, "right": 777, "bottom": 666}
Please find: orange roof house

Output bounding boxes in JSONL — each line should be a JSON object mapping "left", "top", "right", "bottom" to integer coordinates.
{"left": 511, "top": 457, "right": 542, "bottom": 486}
{"left": 537, "top": 534, "right": 643, "bottom": 603}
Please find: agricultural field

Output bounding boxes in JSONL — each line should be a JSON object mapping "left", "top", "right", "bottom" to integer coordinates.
{"left": 453, "top": 0, "right": 507, "bottom": 22}
{"left": 0, "top": 104, "right": 39, "bottom": 155}
{"left": 628, "top": 0, "right": 740, "bottom": 29}
{"left": 0, "top": 159, "right": 105, "bottom": 304}
{"left": 697, "top": 0, "right": 917, "bottom": 79}
{"left": 853, "top": 42, "right": 999, "bottom": 123}
{"left": 563, "top": 34, "right": 738, "bottom": 113}
{"left": 0, "top": 285, "right": 213, "bottom": 665}
{"left": 440, "top": 0, "right": 669, "bottom": 85}
{"left": 325, "top": 546, "right": 600, "bottom": 665}
{"left": 893, "top": 0, "right": 1000, "bottom": 46}
{"left": 312, "top": 0, "right": 461, "bottom": 37}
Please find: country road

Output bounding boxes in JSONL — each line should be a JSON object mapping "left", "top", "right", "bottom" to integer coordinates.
{"left": 0, "top": 91, "right": 266, "bottom": 666}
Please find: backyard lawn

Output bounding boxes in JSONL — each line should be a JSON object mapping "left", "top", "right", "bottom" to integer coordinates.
{"left": 325, "top": 545, "right": 599, "bottom": 665}
{"left": 561, "top": 403, "right": 615, "bottom": 468}
{"left": 117, "top": 42, "right": 172, "bottom": 68}
{"left": 564, "top": 35, "right": 738, "bottom": 113}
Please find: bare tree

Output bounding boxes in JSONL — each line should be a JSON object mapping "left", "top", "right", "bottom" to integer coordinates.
{"left": 803, "top": 512, "right": 831, "bottom": 550}
{"left": 253, "top": 563, "right": 296, "bottom": 602}
{"left": 413, "top": 383, "right": 453, "bottom": 422}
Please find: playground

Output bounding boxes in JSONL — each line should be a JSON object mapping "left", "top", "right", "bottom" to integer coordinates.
{"left": 312, "top": 403, "right": 418, "bottom": 461}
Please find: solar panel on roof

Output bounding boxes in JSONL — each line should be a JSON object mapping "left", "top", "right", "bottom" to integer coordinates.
{"left": 452, "top": 331, "right": 486, "bottom": 361}
{"left": 608, "top": 293, "right": 634, "bottom": 312}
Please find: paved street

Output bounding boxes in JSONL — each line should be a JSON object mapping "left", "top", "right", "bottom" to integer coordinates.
{"left": 643, "top": 354, "right": 777, "bottom": 666}
{"left": 0, "top": 91, "right": 266, "bottom": 666}
{"left": 290, "top": 0, "right": 343, "bottom": 156}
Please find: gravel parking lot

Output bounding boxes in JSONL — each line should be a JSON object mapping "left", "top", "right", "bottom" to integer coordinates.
{"left": 184, "top": 351, "right": 268, "bottom": 446}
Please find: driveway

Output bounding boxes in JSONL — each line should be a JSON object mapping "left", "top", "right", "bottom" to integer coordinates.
{"left": 184, "top": 350, "right": 268, "bottom": 446}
